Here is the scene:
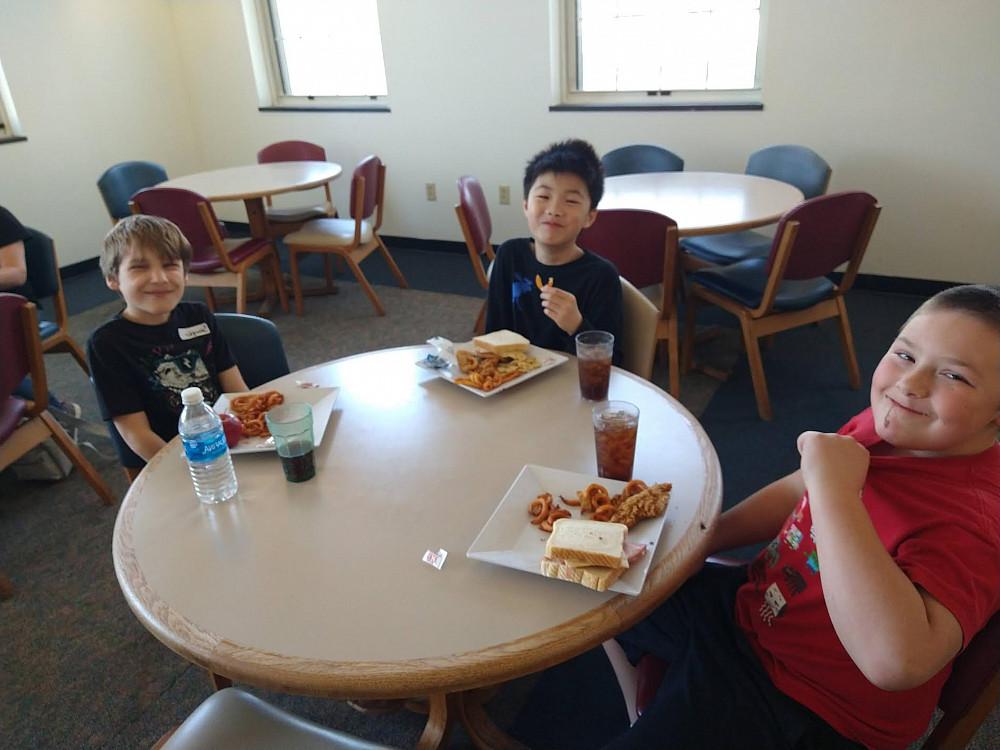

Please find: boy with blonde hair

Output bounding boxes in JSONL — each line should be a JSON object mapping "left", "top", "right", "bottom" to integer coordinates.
{"left": 88, "top": 215, "right": 247, "bottom": 468}
{"left": 605, "top": 285, "right": 1000, "bottom": 749}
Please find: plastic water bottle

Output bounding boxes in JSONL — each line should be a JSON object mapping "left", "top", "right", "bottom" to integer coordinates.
{"left": 178, "top": 386, "right": 238, "bottom": 504}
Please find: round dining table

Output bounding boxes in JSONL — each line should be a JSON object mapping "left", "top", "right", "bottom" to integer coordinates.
{"left": 113, "top": 345, "right": 722, "bottom": 749}
{"left": 158, "top": 161, "right": 342, "bottom": 239}
{"left": 600, "top": 171, "right": 804, "bottom": 236}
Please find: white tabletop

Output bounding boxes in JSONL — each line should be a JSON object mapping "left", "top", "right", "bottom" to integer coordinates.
{"left": 600, "top": 171, "right": 804, "bottom": 236}
{"left": 113, "top": 345, "right": 721, "bottom": 698}
{"left": 158, "top": 162, "right": 342, "bottom": 202}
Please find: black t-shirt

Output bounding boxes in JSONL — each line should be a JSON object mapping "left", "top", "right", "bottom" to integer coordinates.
{"left": 0, "top": 204, "right": 33, "bottom": 299}
{"left": 87, "top": 302, "right": 237, "bottom": 442}
{"left": 485, "top": 238, "right": 624, "bottom": 364}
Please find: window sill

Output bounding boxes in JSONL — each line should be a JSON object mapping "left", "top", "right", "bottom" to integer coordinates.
{"left": 549, "top": 102, "right": 762, "bottom": 112}
{"left": 258, "top": 105, "right": 390, "bottom": 113}
{"left": 0, "top": 135, "right": 27, "bottom": 145}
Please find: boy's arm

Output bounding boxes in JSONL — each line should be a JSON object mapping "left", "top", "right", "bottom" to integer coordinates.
{"left": 218, "top": 366, "right": 248, "bottom": 393}
{"left": 539, "top": 286, "right": 583, "bottom": 335}
{"left": 798, "top": 431, "right": 963, "bottom": 691}
{"left": 0, "top": 240, "right": 27, "bottom": 289}
{"left": 708, "top": 470, "right": 805, "bottom": 555}
{"left": 113, "top": 412, "right": 168, "bottom": 462}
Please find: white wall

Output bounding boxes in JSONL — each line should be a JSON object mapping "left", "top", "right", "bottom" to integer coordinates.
{"left": 3, "top": 0, "right": 999, "bottom": 283}
{"left": 0, "top": 0, "right": 200, "bottom": 266}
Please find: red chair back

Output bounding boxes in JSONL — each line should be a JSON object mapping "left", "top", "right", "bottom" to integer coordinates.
{"left": 768, "top": 191, "right": 878, "bottom": 280}
{"left": 257, "top": 140, "right": 327, "bottom": 163}
{"left": 457, "top": 176, "right": 492, "bottom": 257}
{"left": 351, "top": 155, "right": 382, "bottom": 220}
{"left": 0, "top": 293, "right": 31, "bottom": 399}
{"left": 130, "top": 187, "right": 226, "bottom": 266}
{"left": 579, "top": 209, "right": 676, "bottom": 289}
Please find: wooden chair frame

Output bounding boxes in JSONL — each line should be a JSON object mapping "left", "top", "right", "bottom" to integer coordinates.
{"left": 287, "top": 162, "right": 408, "bottom": 317}
{"left": 128, "top": 199, "right": 288, "bottom": 316}
{"left": 34, "top": 237, "right": 89, "bottom": 375}
{"left": 683, "top": 203, "right": 881, "bottom": 420}
{"left": 454, "top": 190, "right": 495, "bottom": 335}
{"left": 0, "top": 300, "right": 115, "bottom": 507}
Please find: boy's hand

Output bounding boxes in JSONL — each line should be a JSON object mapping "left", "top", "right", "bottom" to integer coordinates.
{"left": 797, "top": 431, "right": 869, "bottom": 500}
{"left": 540, "top": 285, "right": 583, "bottom": 335}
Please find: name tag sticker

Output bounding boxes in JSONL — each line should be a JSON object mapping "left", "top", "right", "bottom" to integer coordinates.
{"left": 178, "top": 323, "right": 211, "bottom": 340}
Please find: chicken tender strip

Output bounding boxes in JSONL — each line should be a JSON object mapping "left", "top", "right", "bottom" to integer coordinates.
{"left": 609, "top": 482, "right": 672, "bottom": 529}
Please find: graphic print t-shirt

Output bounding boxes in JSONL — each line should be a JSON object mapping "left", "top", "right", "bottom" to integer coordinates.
{"left": 87, "top": 302, "right": 236, "bottom": 442}
{"left": 734, "top": 408, "right": 1000, "bottom": 749}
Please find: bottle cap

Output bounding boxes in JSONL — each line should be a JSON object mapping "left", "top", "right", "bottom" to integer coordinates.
{"left": 181, "top": 387, "right": 204, "bottom": 405}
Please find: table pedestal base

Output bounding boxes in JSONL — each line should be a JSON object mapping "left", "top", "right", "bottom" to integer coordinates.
{"left": 417, "top": 689, "right": 529, "bottom": 750}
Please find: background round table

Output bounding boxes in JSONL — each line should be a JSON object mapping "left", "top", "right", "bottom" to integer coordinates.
{"left": 113, "top": 345, "right": 721, "bottom": 748}
{"left": 600, "top": 171, "right": 804, "bottom": 236}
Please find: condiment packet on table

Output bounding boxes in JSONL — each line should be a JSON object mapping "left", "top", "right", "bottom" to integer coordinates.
{"left": 415, "top": 336, "right": 458, "bottom": 371}
{"left": 422, "top": 548, "right": 448, "bottom": 570}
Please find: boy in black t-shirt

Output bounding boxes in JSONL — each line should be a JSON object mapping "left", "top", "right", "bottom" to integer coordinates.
{"left": 485, "top": 139, "right": 623, "bottom": 364}
{"left": 87, "top": 215, "right": 247, "bottom": 466}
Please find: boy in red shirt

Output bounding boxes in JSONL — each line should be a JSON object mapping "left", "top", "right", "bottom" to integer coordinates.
{"left": 606, "top": 284, "right": 1000, "bottom": 749}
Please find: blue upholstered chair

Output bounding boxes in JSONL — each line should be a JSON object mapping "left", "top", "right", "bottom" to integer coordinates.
{"left": 683, "top": 191, "right": 880, "bottom": 420}
{"left": 601, "top": 145, "right": 685, "bottom": 176}
{"left": 681, "top": 145, "right": 832, "bottom": 268}
{"left": 97, "top": 160, "right": 168, "bottom": 224}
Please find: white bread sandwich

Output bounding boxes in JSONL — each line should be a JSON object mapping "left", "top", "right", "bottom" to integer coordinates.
{"left": 541, "top": 518, "right": 629, "bottom": 592}
{"left": 472, "top": 329, "right": 530, "bottom": 356}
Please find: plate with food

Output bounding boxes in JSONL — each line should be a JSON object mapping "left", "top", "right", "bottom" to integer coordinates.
{"left": 466, "top": 465, "right": 673, "bottom": 595}
{"left": 212, "top": 386, "right": 339, "bottom": 455}
{"left": 420, "top": 329, "right": 568, "bottom": 397}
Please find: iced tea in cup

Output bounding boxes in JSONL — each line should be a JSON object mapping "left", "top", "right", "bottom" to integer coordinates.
{"left": 576, "top": 330, "right": 614, "bottom": 400}
{"left": 593, "top": 401, "right": 639, "bottom": 481}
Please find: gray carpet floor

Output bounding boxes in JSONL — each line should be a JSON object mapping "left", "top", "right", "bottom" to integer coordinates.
{"left": 2, "top": 265, "right": 997, "bottom": 748}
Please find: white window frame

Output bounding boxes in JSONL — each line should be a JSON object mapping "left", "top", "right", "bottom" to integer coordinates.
{"left": 550, "top": 0, "right": 767, "bottom": 109}
{"left": 0, "top": 57, "right": 24, "bottom": 140}
{"left": 241, "top": 0, "right": 390, "bottom": 111}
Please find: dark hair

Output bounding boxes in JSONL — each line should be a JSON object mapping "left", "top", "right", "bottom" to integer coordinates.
{"left": 522, "top": 138, "right": 604, "bottom": 208}
{"left": 909, "top": 284, "right": 1000, "bottom": 336}
{"left": 101, "top": 214, "right": 192, "bottom": 279}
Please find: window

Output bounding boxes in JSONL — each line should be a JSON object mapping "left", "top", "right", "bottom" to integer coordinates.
{"left": 0, "top": 57, "right": 24, "bottom": 142}
{"left": 246, "top": 0, "right": 389, "bottom": 110}
{"left": 554, "top": 0, "right": 765, "bottom": 110}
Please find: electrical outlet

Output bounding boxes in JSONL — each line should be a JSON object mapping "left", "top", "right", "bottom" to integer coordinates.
{"left": 499, "top": 185, "right": 511, "bottom": 205}
{"left": 425, "top": 182, "right": 437, "bottom": 201}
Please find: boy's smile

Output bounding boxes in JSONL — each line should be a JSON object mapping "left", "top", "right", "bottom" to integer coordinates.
{"left": 523, "top": 171, "right": 597, "bottom": 261}
{"left": 871, "top": 309, "right": 1000, "bottom": 456}
{"left": 106, "top": 244, "right": 186, "bottom": 325}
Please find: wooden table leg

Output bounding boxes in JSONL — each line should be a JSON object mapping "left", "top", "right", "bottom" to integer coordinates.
{"left": 457, "top": 689, "right": 530, "bottom": 750}
{"left": 416, "top": 693, "right": 453, "bottom": 750}
{"left": 243, "top": 197, "right": 269, "bottom": 239}
{"left": 207, "top": 670, "right": 232, "bottom": 691}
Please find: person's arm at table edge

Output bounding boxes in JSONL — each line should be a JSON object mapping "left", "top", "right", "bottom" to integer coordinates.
{"left": 219, "top": 366, "right": 248, "bottom": 394}
{"left": 0, "top": 240, "right": 27, "bottom": 289}
{"left": 707, "top": 470, "right": 805, "bottom": 556}
{"left": 113, "top": 412, "right": 167, "bottom": 462}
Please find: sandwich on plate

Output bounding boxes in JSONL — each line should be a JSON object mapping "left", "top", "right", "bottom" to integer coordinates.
{"left": 472, "top": 329, "right": 530, "bottom": 355}
{"left": 541, "top": 518, "right": 630, "bottom": 592}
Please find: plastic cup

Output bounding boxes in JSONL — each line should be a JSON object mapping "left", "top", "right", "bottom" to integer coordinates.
{"left": 576, "top": 330, "right": 614, "bottom": 400}
{"left": 592, "top": 400, "right": 639, "bottom": 481}
{"left": 265, "top": 402, "right": 316, "bottom": 483}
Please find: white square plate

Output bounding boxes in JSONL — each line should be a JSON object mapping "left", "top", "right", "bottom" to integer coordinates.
{"left": 419, "top": 343, "right": 568, "bottom": 398}
{"left": 466, "top": 465, "right": 671, "bottom": 596}
{"left": 212, "top": 386, "right": 339, "bottom": 455}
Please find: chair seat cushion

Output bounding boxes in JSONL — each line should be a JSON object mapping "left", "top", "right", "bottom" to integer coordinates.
{"left": 284, "top": 218, "right": 373, "bottom": 248}
{"left": 161, "top": 688, "right": 392, "bottom": 750}
{"left": 680, "top": 230, "right": 772, "bottom": 265}
{"left": 0, "top": 396, "right": 28, "bottom": 443}
{"left": 689, "top": 258, "right": 835, "bottom": 311}
{"left": 189, "top": 238, "right": 271, "bottom": 273}
{"left": 38, "top": 320, "right": 59, "bottom": 340}
{"left": 265, "top": 205, "right": 333, "bottom": 223}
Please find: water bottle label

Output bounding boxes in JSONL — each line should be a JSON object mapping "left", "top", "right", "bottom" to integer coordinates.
{"left": 182, "top": 430, "right": 227, "bottom": 463}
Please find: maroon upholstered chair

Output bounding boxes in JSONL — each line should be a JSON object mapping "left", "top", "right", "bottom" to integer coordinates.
{"left": 578, "top": 209, "right": 681, "bottom": 396}
{"left": 684, "top": 191, "right": 881, "bottom": 420}
{"left": 256, "top": 140, "right": 337, "bottom": 226}
{"left": 130, "top": 187, "right": 288, "bottom": 315}
{"left": 0, "top": 293, "right": 114, "bottom": 595}
{"left": 454, "top": 176, "right": 496, "bottom": 334}
{"left": 284, "top": 155, "right": 408, "bottom": 316}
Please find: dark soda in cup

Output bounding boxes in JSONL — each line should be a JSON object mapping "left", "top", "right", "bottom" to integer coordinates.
{"left": 576, "top": 331, "right": 614, "bottom": 401}
{"left": 592, "top": 401, "right": 639, "bottom": 481}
